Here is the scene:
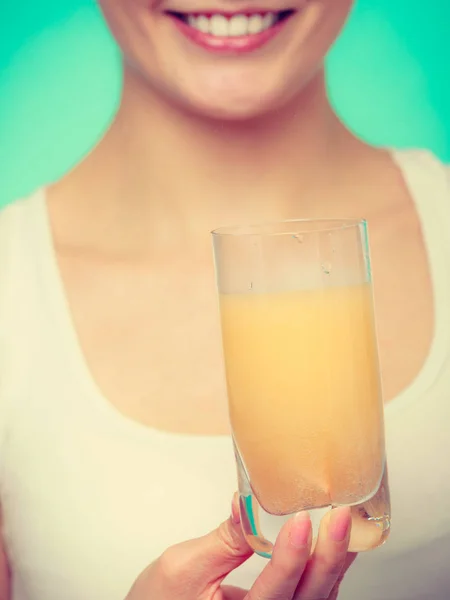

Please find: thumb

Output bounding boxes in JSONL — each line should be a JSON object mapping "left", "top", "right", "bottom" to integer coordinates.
{"left": 161, "top": 495, "right": 253, "bottom": 592}
{"left": 195, "top": 495, "right": 254, "bottom": 579}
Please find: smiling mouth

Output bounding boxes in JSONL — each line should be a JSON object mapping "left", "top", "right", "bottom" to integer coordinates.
{"left": 166, "top": 10, "right": 296, "bottom": 38}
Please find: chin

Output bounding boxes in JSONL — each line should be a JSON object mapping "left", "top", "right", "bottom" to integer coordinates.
{"left": 182, "top": 93, "right": 287, "bottom": 122}
{"left": 166, "top": 74, "right": 307, "bottom": 123}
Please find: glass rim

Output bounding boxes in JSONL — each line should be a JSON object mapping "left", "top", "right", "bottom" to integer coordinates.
{"left": 211, "top": 218, "right": 366, "bottom": 237}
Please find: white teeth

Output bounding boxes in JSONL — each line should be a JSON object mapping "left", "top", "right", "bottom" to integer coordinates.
{"left": 228, "top": 14, "right": 248, "bottom": 37}
{"left": 187, "top": 12, "right": 277, "bottom": 37}
{"left": 262, "top": 12, "right": 276, "bottom": 29}
{"left": 248, "top": 14, "right": 264, "bottom": 34}
{"left": 209, "top": 14, "right": 229, "bottom": 36}
{"left": 196, "top": 15, "right": 210, "bottom": 33}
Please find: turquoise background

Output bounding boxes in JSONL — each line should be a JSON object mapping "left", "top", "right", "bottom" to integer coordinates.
{"left": 1, "top": 0, "right": 449, "bottom": 207}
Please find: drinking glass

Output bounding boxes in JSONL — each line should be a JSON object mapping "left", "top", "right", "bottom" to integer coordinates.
{"left": 212, "top": 219, "right": 391, "bottom": 558}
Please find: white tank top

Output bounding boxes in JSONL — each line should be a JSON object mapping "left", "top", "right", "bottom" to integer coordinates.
{"left": 0, "top": 149, "right": 449, "bottom": 600}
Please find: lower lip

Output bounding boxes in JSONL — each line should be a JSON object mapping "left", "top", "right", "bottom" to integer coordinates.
{"left": 170, "top": 15, "right": 292, "bottom": 54}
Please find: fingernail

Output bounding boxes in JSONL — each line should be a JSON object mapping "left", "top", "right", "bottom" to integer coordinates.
{"left": 231, "top": 492, "right": 241, "bottom": 525}
{"left": 328, "top": 507, "right": 351, "bottom": 543}
{"left": 290, "top": 511, "right": 312, "bottom": 548}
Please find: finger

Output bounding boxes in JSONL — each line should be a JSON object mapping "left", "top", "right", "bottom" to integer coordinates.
{"left": 200, "top": 492, "right": 254, "bottom": 575}
{"left": 156, "top": 494, "right": 253, "bottom": 595}
{"left": 222, "top": 585, "right": 248, "bottom": 600}
{"left": 294, "top": 507, "right": 352, "bottom": 600}
{"left": 327, "top": 553, "right": 357, "bottom": 600}
{"left": 246, "top": 511, "right": 312, "bottom": 600}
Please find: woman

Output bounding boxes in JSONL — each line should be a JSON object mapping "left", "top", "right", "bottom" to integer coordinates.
{"left": 0, "top": 0, "right": 449, "bottom": 598}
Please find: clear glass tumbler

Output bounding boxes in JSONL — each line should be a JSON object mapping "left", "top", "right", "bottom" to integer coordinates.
{"left": 212, "top": 219, "right": 390, "bottom": 558}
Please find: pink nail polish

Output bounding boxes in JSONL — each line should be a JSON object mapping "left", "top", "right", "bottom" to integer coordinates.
{"left": 290, "top": 512, "right": 312, "bottom": 548}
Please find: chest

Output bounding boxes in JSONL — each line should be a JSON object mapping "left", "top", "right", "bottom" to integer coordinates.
{"left": 57, "top": 255, "right": 230, "bottom": 434}
{"left": 56, "top": 207, "right": 433, "bottom": 436}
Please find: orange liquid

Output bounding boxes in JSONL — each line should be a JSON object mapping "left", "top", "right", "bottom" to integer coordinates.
{"left": 220, "top": 283, "right": 385, "bottom": 516}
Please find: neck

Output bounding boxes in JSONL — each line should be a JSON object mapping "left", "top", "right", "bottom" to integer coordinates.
{"left": 69, "top": 65, "right": 363, "bottom": 252}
